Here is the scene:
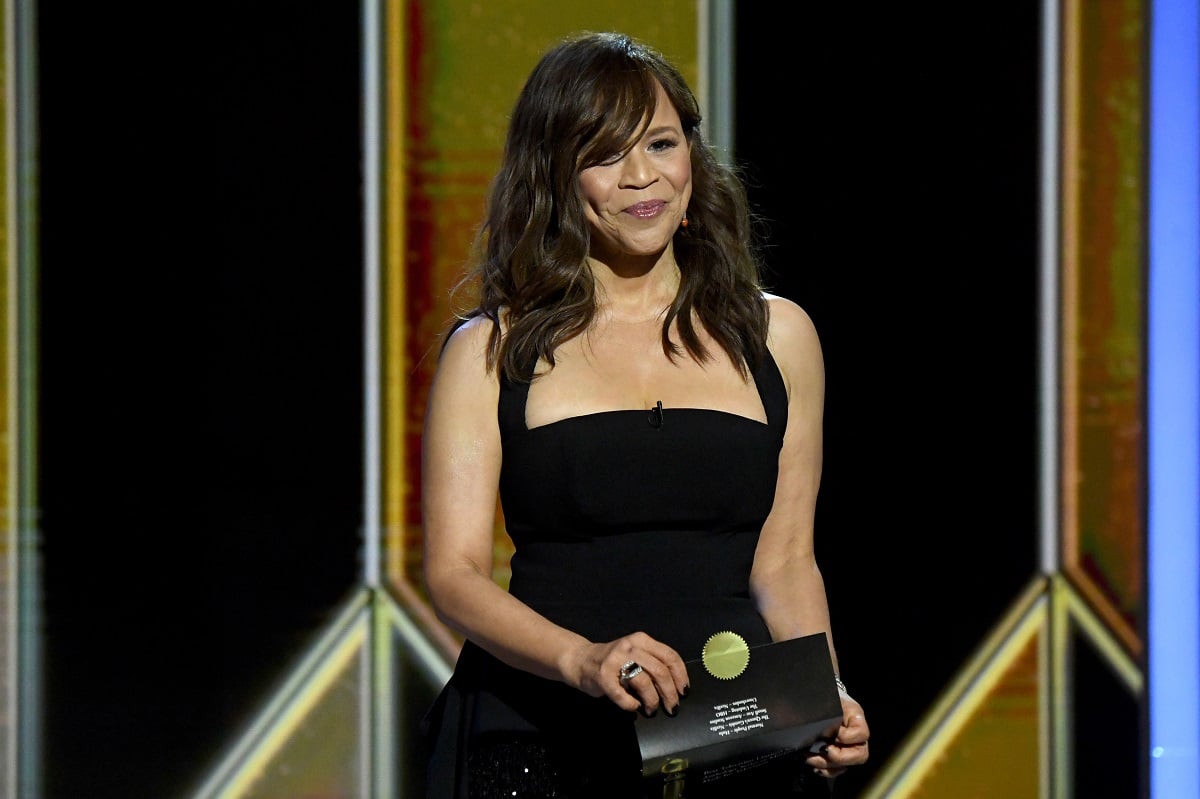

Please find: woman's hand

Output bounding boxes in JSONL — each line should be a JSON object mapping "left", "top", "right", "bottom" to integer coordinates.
{"left": 568, "top": 631, "right": 690, "bottom": 717}
{"left": 806, "top": 692, "right": 870, "bottom": 777}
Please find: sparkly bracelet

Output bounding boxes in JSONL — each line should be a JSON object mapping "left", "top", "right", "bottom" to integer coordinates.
{"left": 835, "top": 675, "right": 848, "bottom": 696}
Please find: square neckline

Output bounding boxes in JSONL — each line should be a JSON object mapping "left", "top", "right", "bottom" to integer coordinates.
{"left": 503, "top": 346, "right": 788, "bottom": 434}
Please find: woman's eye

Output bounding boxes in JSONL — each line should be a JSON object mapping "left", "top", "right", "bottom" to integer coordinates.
{"left": 648, "top": 138, "right": 679, "bottom": 153}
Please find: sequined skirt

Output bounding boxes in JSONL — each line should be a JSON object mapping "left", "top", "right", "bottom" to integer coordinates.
{"left": 457, "top": 733, "right": 817, "bottom": 799}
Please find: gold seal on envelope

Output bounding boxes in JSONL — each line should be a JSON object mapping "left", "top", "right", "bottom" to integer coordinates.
{"left": 702, "top": 631, "right": 750, "bottom": 680}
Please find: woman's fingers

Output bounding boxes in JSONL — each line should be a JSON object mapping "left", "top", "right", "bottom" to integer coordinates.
{"left": 837, "top": 697, "right": 870, "bottom": 745}
{"left": 807, "top": 739, "right": 868, "bottom": 771}
{"left": 805, "top": 695, "right": 870, "bottom": 775}
{"left": 620, "top": 654, "right": 680, "bottom": 716}
{"left": 599, "top": 632, "right": 689, "bottom": 715}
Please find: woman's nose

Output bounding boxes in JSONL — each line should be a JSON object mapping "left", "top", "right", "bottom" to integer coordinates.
{"left": 619, "top": 150, "right": 655, "bottom": 188}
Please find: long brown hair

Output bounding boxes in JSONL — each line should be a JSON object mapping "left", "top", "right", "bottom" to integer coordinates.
{"left": 452, "top": 31, "right": 768, "bottom": 381}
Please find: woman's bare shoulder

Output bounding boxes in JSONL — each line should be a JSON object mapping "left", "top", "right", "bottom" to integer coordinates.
{"left": 760, "top": 293, "right": 824, "bottom": 405}
{"left": 762, "top": 293, "right": 820, "bottom": 351}
{"left": 437, "top": 313, "right": 501, "bottom": 381}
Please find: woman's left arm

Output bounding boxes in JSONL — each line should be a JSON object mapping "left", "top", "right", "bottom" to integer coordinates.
{"left": 751, "top": 294, "right": 869, "bottom": 777}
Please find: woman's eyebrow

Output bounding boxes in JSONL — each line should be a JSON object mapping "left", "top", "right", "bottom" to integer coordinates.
{"left": 643, "top": 124, "right": 683, "bottom": 137}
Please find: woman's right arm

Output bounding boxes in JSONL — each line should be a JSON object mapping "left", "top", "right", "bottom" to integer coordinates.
{"left": 421, "top": 317, "right": 687, "bottom": 714}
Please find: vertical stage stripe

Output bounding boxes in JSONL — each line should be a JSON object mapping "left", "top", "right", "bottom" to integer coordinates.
{"left": 362, "top": 0, "right": 382, "bottom": 588}
{"left": 1148, "top": 0, "right": 1200, "bottom": 796}
{"left": 1038, "top": 0, "right": 1061, "bottom": 577}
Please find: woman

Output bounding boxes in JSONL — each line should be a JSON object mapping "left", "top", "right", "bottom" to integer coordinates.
{"left": 421, "top": 30, "right": 869, "bottom": 797}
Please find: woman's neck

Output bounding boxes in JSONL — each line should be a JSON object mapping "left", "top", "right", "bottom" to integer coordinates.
{"left": 588, "top": 253, "right": 680, "bottom": 325}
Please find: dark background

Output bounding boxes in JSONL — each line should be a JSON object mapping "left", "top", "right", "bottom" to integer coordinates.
{"left": 34, "top": 3, "right": 1135, "bottom": 798}
{"left": 37, "top": 4, "right": 364, "bottom": 798}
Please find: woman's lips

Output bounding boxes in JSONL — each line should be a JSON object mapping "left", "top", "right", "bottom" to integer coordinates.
{"left": 626, "top": 200, "right": 666, "bottom": 218}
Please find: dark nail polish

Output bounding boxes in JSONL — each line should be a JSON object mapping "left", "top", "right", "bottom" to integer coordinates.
{"left": 681, "top": 685, "right": 690, "bottom": 697}
{"left": 665, "top": 705, "right": 678, "bottom": 717}
{"left": 642, "top": 706, "right": 658, "bottom": 718}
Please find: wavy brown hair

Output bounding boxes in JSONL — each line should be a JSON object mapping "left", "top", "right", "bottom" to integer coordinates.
{"left": 451, "top": 31, "right": 768, "bottom": 381}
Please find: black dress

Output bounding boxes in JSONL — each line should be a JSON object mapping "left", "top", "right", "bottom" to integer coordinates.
{"left": 422, "top": 349, "right": 817, "bottom": 798}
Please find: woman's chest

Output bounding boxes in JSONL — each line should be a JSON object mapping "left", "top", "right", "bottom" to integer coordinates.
{"left": 524, "top": 335, "right": 766, "bottom": 430}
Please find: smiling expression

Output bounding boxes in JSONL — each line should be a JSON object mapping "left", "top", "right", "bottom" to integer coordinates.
{"left": 578, "top": 81, "right": 692, "bottom": 270}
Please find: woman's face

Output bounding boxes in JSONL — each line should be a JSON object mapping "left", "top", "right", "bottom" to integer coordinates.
{"left": 578, "top": 81, "right": 692, "bottom": 266}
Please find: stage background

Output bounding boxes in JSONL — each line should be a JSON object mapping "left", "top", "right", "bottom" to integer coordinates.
{"left": 15, "top": 1, "right": 1147, "bottom": 797}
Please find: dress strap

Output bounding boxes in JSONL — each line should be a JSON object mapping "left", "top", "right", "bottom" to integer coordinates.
{"left": 497, "top": 357, "right": 537, "bottom": 437}
{"left": 755, "top": 347, "right": 789, "bottom": 433}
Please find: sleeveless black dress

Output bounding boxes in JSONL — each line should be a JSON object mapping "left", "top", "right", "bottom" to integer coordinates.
{"left": 422, "top": 349, "right": 812, "bottom": 798}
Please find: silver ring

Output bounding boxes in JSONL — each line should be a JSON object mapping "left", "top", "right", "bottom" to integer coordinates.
{"left": 619, "top": 660, "right": 643, "bottom": 686}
